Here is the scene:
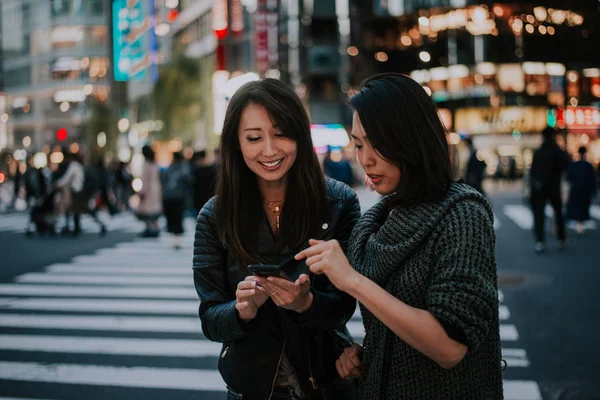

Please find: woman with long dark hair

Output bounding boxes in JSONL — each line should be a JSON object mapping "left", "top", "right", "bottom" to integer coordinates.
{"left": 296, "top": 73, "right": 503, "bottom": 399}
{"left": 193, "top": 79, "right": 360, "bottom": 400}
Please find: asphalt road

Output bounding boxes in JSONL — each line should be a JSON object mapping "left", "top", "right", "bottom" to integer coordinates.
{"left": 0, "top": 187, "right": 598, "bottom": 399}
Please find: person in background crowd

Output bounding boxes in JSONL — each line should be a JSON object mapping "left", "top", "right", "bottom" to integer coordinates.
{"left": 53, "top": 152, "right": 106, "bottom": 236}
{"left": 193, "top": 79, "right": 360, "bottom": 400}
{"left": 566, "top": 146, "right": 597, "bottom": 235}
{"left": 296, "top": 73, "right": 503, "bottom": 400}
{"left": 463, "top": 137, "right": 486, "bottom": 195}
{"left": 323, "top": 146, "right": 356, "bottom": 187}
{"left": 161, "top": 151, "right": 192, "bottom": 249}
{"left": 529, "top": 126, "right": 570, "bottom": 253}
{"left": 94, "top": 158, "right": 116, "bottom": 216}
{"left": 191, "top": 150, "right": 216, "bottom": 215}
{"left": 137, "top": 145, "right": 162, "bottom": 237}
{"left": 114, "top": 161, "right": 132, "bottom": 212}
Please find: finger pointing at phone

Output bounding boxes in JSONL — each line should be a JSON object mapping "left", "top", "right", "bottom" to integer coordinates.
{"left": 295, "top": 239, "right": 360, "bottom": 293}
{"left": 255, "top": 274, "right": 313, "bottom": 313}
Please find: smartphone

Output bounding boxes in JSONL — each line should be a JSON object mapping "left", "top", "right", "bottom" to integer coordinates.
{"left": 247, "top": 264, "right": 292, "bottom": 281}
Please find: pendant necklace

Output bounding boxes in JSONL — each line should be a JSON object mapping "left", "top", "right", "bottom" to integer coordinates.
{"left": 263, "top": 199, "right": 284, "bottom": 230}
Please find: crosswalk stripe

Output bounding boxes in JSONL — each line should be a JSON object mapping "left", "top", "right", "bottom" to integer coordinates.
{"left": 500, "top": 324, "right": 519, "bottom": 341}
{"left": 0, "top": 298, "right": 198, "bottom": 314}
{"left": 72, "top": 255, "right": 189, "bottom": 265}
{"left": 498, "top": 290, "right": 504, "bottom": 303}
{"left": 0, "top": 335, "right": 219, "bottom": 357}
{"left": 503, "top": 205, "right": 533, "bottom": 230}
{"left": 0, "top": 314, "right": 202, "bottom": 333}
{"left": 16, "top": 273, "right": 191, "bottom": 286}
{"left": 0, "top": 284, "right": 197, "bottom": 298}
{"left": 499, "top": 305, "right": 510, "bottom": 320}
{"left": 0, "top": 360, "right": 537, "bottom": 394}
{"left": 503, "top": 380, "right": 542, "bottom": 400}
{"left": 0, "top": 362, "right": 225, "bottom": 391}
{"left": 0, "top": 397, "right": 56, "bottom": 400}
{"left": 591, "top": 205, "right": 600, "bottom": 220}
{"left": 502, "top": 348, "right": 530, "bottom": 367}
{"left": 46, "top": 264, "right": 191, "bottom": 275}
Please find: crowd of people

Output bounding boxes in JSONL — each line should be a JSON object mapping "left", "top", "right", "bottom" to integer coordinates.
{"left": 5, "top": 146, "right": 217, "bottom": 247}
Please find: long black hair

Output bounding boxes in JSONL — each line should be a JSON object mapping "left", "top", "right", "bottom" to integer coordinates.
{"left": 349, "top": 73, "right": 453, "bottom": 203}
{"left": 214, "top": 79, "right": 328, "bottom": 267}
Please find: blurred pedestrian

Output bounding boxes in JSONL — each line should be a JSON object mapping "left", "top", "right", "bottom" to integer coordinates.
{"left": 296, "top": 73, "right": 503, "bottom": 400}
{"left": 137, "top": 145, "right": 162, "bottom": 237}
{"left": 566, "top": 147, "right": 597, "bottom": 235}
{"left": 463, "top": 137, "right": 486, "bottom": 195}
{"left": 193, "top": 79, "right": 360, "bottom": 400}
{"left": 161, "top": 151, "right": 192, "bottom": 249}
{"left": 323, "top": 146, "right": 356, "bottom": 187}
{"left": 94, "top": 158, "right": 117, "bottom": 216}
{"left": 114, "top": 161, "right": 132, "bottom": 212}
{"left": 53, "top": 152, "right": 106, "bottom": 236}
{"left": 529, "top": 126, "right": 570, "bottom": 253}
{"left": 190, "top": 150, "right": 216, "bottom": 215}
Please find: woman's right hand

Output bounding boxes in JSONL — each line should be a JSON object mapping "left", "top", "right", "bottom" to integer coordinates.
{"left": 336, "top": 343, "right": 362, "bottom": 379}
{"left": 235, "top": 276, "right": 269, "bottom": 321}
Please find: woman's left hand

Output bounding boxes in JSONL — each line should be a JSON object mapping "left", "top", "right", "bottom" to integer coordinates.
{"left": 295, "top": 239, "right": 358, "bottom": 293}
{"left": 255, "top": 274, "right": 313, "bottom": 314}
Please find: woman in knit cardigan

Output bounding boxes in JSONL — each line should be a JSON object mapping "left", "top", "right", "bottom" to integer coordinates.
{"left": 296, "top": 73, "right": 504, "bottom": 399}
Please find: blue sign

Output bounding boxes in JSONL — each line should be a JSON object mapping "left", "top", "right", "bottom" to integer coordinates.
{"left": 112, "top": 0, "right": 158, "bottom": 82}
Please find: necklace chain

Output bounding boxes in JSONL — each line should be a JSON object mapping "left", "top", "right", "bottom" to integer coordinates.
{"left": 263, "top": 199, "right": 283, "bottom": 229}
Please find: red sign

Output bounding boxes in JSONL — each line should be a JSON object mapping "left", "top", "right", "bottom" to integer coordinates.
{"left": 212, "top": 0, "right": 228, "bottom": 39}
{"left": 557, "top": 107, "right": 600, "bottom": 130}
{"left": 255, "top": 0, "right": 268, "bottom": 74}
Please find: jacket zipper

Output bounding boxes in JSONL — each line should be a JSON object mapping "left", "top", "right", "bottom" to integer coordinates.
{"left": 267, "top": 340, "right": 286, "bottom": 400}
{"left": 221, "top": 345, "right": 230, "bottom": 359}
{"left": 306, "top": 331, "right": 318, "bottom": 390}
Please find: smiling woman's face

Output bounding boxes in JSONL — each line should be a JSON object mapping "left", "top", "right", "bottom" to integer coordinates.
{"left": 238, "top": 103, "right": 298, "bottom": 188}
{"left": 351, "top": 112, "right": 401, "bottom": 195}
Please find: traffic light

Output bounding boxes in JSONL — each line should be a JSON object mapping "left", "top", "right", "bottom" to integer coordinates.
{"left": 546, "top": 108, "right": 557, "bottom": 128}
{"left": 57, "top": 128, "right": 68, "bottom": 141}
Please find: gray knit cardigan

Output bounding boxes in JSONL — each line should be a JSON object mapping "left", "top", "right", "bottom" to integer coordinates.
{"left": 348, "top": 183, "right": 503, "bottom": 400}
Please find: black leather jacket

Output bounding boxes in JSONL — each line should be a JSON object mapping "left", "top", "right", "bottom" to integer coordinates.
{"left": 193, "top": 178, "right": 361, "bottom": 400}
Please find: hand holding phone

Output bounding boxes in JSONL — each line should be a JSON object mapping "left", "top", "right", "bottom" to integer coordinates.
{"left": 247, "top": 264, "right": 292, "bottom": 281}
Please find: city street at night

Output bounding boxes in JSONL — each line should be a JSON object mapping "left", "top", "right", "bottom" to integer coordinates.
{"left": 0, "top": 187, "right": 599, "bottom": 400}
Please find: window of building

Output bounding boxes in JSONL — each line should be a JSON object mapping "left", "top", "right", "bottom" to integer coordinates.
{"left": 86, "top": 0, "right": 104, "bottom": 16}
{"left": 52, "top": 0, "right": 71, "bottom": 17}
{"left": 4, "top": 68, "right": 32, "bottom": 89}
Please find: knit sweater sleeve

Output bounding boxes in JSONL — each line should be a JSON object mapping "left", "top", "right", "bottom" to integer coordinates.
{"left": 426, "top": 200, "right": 498, "bottom": 353}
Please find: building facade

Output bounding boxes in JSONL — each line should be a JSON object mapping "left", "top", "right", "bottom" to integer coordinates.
{"left": 347, "top": 0, "right": 600, "bottom": 174}
{"left": 1, "top": 0, "right": 110, "bottom": 153}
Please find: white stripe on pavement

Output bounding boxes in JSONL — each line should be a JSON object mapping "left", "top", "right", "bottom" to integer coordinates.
{"left": 590, "top": 205, "right": 600, "bottom": 220}
{"left": 498, "top": 290, "right": 504, "bottom": 303}
{"left": 0, "top": 335, "right": 219, "bottom": 357}
{"left": 349, "top": 321, "right": 519, "bottom": 342}
{"left": 503, "top": 205, "right": 533, "bottom": 230}
{"left": 493, "top": 215, "right": 501, "bottom": 229}
{"left": 500, "top": 324, "right": 519, "bottom": 341}
{"left": 0, "top": 298, "right": 197, "bottom": 314}
{"left": 0, "top": 361, "right": 539, "bottom": 395}
{"left": 502, "top": 348, "right": 530, "bottom": 367}
{"left": 0, "top": 284, "right": 197, "bottom": 298}
{"left": 499, "top": 305, "right": 510, "bottom": 320}
{"left": 0, "top": 314, "right": 201, "bottom": 333}
{"left": 46, "top": 264, "right": 191, "bottom": 276}
{"left": 16, "top": 273, "right": 191, "bottom": 286}
{"left": 503, "top": 380, "right": 542, "bottom": 400}
{"left": 0, "top": 362, "right": 225, "bottom": 391}
{"left": 70, "top": 256, "right": 189, "bottom": 266}
{"left": 0, "top": 397, "right": 55, "bottom": 400}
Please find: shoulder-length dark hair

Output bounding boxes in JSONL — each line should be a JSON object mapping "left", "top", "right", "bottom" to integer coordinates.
{"left": 349, "top": 73, "right": 452, "bottom": 204}
{"left": 214, "top": 78, "right": 328, "bottom": 266}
